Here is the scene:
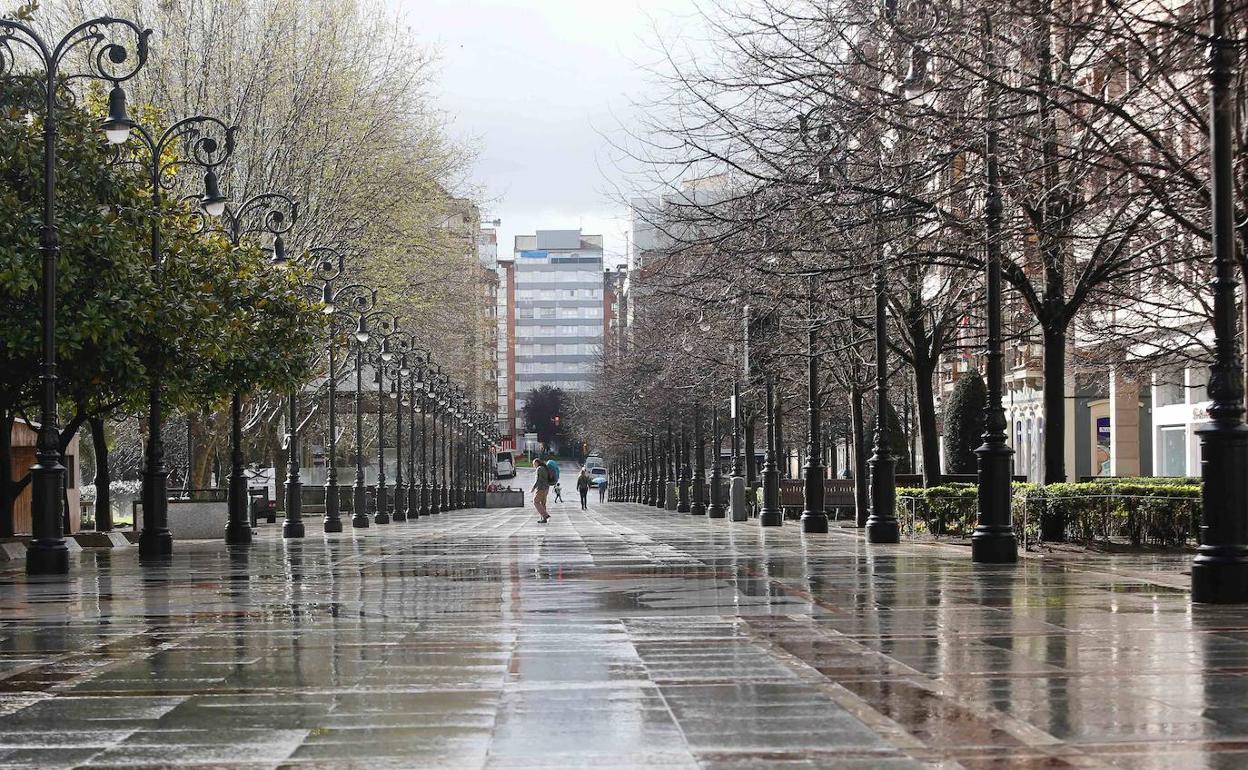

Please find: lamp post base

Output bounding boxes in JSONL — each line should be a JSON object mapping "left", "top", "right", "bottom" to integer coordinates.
{"left": 800, "top": 512, "right": 828, "bottom": 533}
{"left": 866, "top": 517, "right": 899, "bottom": 543}
{"left": 25, "top": 539, "right": 69, "bottom": 575}
{"left": 138, "top": 528, "right": 173, "bottom": 558}
{"left": 224, "top": 522, "right": 252, "bottom": 545}
{"left": 1193, "top": 547, "right": 1248, "bottom": 604}
{"left": 282, "top": 520, "right": 305, "bottom": 538}
{"left": 971, "top": 525, "right": 1017, "bottom": 563}
{"left": 665, "top": 483, "right": 678, "bottom": 511}
{"left": 707, "top": 489, "right": 726, "bottom": 519}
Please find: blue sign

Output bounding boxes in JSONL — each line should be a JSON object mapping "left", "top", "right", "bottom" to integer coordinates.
{"left": 520, "top": 250, "right": 548, "bottom": 258}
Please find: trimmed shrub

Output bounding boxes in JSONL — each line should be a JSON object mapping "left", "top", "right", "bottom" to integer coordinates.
{"left": 942, "top": 372, "right": 987, "bottom": 474}
{"left": 898, "top": 478, "right": 1199, "bottom": 547}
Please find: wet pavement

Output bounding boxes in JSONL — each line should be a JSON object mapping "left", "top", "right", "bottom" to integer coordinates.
{"left": 0, "top": 500, "right": 1243, "bottom": 769}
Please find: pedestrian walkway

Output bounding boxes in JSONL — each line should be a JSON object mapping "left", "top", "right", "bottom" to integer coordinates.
{"left": 0, "top": 500, "right": 1240, "bottom": 769}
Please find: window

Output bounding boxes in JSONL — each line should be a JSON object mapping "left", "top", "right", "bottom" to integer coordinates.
{"left": 1154, "top": 369, "right": 1184, "bottom": 407}
{"left": 1158, "top": 426, "right": 1187, "bottom": 476}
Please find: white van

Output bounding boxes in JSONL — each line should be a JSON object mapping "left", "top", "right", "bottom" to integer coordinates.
{"left": 495, "top": 450, "right": 516, "bottom": 479}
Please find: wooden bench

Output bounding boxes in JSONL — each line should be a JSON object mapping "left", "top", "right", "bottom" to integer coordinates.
{"left": 778, "top": 478, "right": 857, "bottom": 518}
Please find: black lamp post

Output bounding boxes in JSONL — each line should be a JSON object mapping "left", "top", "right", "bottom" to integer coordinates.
{"left": 650, "top": 434, "right": 660, "bottom": 507}
{"left": 350, "top": 310, "right": 395, "bottom": 528}
{"left": 269, "top": 248, "right": 350, "bottom": 540}
{"left": 971, "top": 11, "right": 1017, "bottom": 564}
{"left": 2, "top": 16, "right": 150, "bottom": 574}
{"left": 677, "top": 414, "right": 692, "bottom": 513}
{"left": 372, "top": 336, "right": 395, "bottom": 525}
{"left": 404, "top": 352, "right": 425, "bottom": 518}
{"left": 760, "top": 376, "right": 783, "bottom": 527}
{"left": 213, "top": 192, "right": 299, "bottom": 546}
{"left": 373, "top": 324, "right": 399, "bottom": 525}
{"left": 417, "top": 363, "right": 433, "bottom": 517}
{"left": 801, "top": 274, "right": 829, "bottom": 534}
{"left": 1193, "top": 0, "right": 1248, "bottom": 603}
{"left": 388, "top": 337, "right": 415, "bottom": 523}
{"left": 865, "top": 254, "right": 899, "bottom": 543}
{"left": 692, "top": 402, "right": 707, "bottom": 515}
{"left": 110, "top": 114, "right": 235, "bottom": 557}
{"left": 406, "top": 352, "right": 428, "bottom": 518}
{"left": 730, "top": 381, "right": 748, "bottom": 522}
{"left": 428, "top": 372, "right": 444, "bottom": 515}
{"left": 664, "top": 423, "right": 674, "bottom": 509}
{"left": 321, "top": 280, "right": 374, "bottom": 533}
{"left": 708, "top": 404, "right": 726, "bottom": 518}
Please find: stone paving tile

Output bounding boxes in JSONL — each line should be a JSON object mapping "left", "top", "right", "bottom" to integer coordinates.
{"left": 0, "top": 502, "right": 1240, "bottom": 768}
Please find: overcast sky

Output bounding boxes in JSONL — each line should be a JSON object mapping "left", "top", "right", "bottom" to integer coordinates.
{"left": 397, "top": 0, "right": 700, "bottom": 267}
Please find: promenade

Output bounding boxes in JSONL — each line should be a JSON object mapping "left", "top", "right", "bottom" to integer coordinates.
{"left": 0, "top": 499, "right": 1235, "bottom": 769}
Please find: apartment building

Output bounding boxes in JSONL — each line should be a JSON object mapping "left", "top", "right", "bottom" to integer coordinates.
{"left": 497, "top": 230, "right": 605, "bottom": 447}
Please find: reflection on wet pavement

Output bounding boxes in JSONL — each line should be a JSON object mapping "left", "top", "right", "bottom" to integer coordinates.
{"left": 0, "top": 502, "right": 1240, "bottom": 768}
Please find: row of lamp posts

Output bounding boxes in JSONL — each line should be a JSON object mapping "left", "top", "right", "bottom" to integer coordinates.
{"left": 1, "top": 14, "right": 498, "bottom": 575}
{"left": 608, "top": 1, "right": 1248, "bottom": 604}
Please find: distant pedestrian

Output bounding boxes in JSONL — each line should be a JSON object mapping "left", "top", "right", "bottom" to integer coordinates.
{"left": 532, "top": 455, "right": 551, "bottom": 523}
{"left": 598, "top": 475, "right": 607, "bottom": 502}
{"left": 550, "top": 459, "right": 564, "bottom": 503}
{"left": 576, "top": 467, "right": 592, "bottom": 510}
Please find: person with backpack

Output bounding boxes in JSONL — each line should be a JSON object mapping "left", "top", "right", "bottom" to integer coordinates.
{"left": 547, "top": 459, "right": 563, "bottom": 502}
{"left": 576, "top": 466, "right": 592, "bottom": 510}
{"left": 531, "top": 454, "right": 551, "bottom": 524}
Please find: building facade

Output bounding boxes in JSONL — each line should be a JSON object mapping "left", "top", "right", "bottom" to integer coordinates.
{"left": 498, "top": 229, "right": 605, "bottom": 447}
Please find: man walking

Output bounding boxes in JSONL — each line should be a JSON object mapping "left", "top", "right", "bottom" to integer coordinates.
{"left": 531, "top": 455, "right": 551, "bottom": 524}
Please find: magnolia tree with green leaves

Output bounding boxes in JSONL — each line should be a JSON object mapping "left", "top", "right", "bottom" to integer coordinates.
{"left": 0, "top": 79, "right": 323, "bottom": 534}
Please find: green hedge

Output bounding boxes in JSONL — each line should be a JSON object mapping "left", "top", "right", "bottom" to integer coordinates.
{"left": 897, "top": 478, "right": 1200, "bottom": 547}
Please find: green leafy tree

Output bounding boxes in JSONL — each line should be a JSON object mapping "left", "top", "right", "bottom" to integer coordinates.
{"left": 522, "top": 386, "right": 568, "bottom": 449}
{"left": 0, "top": 77, "right": 322, "bottom": 533}
{"left": 942, "top": 372, "right": 987, "bottom": 476}
{"left": 0, "top": 78, "right": 159, "bottom": 533}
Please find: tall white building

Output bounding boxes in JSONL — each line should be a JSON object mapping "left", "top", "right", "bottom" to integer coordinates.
{"left": 498, "top": 229, "right": 605, "bottom": 446}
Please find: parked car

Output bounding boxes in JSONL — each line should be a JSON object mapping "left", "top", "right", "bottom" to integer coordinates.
{"left": 496, "top": 450, "right": 516, "bottom": 479}
{"left": 589, "top": 466, "right": 608, "bottom": 488}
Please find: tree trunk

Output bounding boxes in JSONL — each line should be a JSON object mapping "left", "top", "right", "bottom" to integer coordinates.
{"left": 1041, "top": 323, "right": 1068, "bottom": 541}
{"left": 913, "top": 354, "right": 941, "bottom": 486}
{"left": 850, "top": 385, "right": 869, "bottom": 527}
{"left": 90, "top": 416, "right": 112, "bottom": 532}
{"left": 774, "top": 397, "right": 785, "bottom": 479}
{"left": 1042, "top": 324, "right": 1067, "bottom": 485}
{"left": 744, "top": 418, "right": 757, "bottom": 486}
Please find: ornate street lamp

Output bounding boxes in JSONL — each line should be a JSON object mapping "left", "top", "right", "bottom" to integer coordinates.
{"left": 211, "top": 192, "right": 300, "bottom": 545}
{"left": 730, "top": 382, "right": 748, "bottom": 522}
{"left": 692, "top": 402, "right": 707, "bottom": 515}
{"left": 350, "top": 309, "right": 395, "bottom": 528}
{"left": 320, "top": 278, "right": 374, "bottom": 533}
{"left": 2, "top": 16, "right": 150, "bottom": 573}
{"left": 404, "top": 350, "right": 428, "bottom": 518}
{"left": 865, "top": 249, "right": 899, "bottom": 543}
{"left": 109, "top": 113, "right": 235, "bottom": 556}
{"left": 427, "top": 370, "right": 445, "bottom": 515}
{"left": 372, "top": 339, "right": 394, "bottom": 525}
{"left": 971, "top": 11, "right": 1017, "bottom": 564}
{"left": 269, "top": 248, "right": 351, "bottom": 540}
{"left": 759, "top": 376, "right": 783, "bottom": 527}
{"left": 708, "top": 404, "right": 726, "bottom": 518}
{"left": 1193, "top": 0, "right": 1248, "bottom": 603}
{"left": 414, "top": 360, "right": 431, "bottom": 517}
{"left": 801, "top": 274, "right": 829, "bottom": 534}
